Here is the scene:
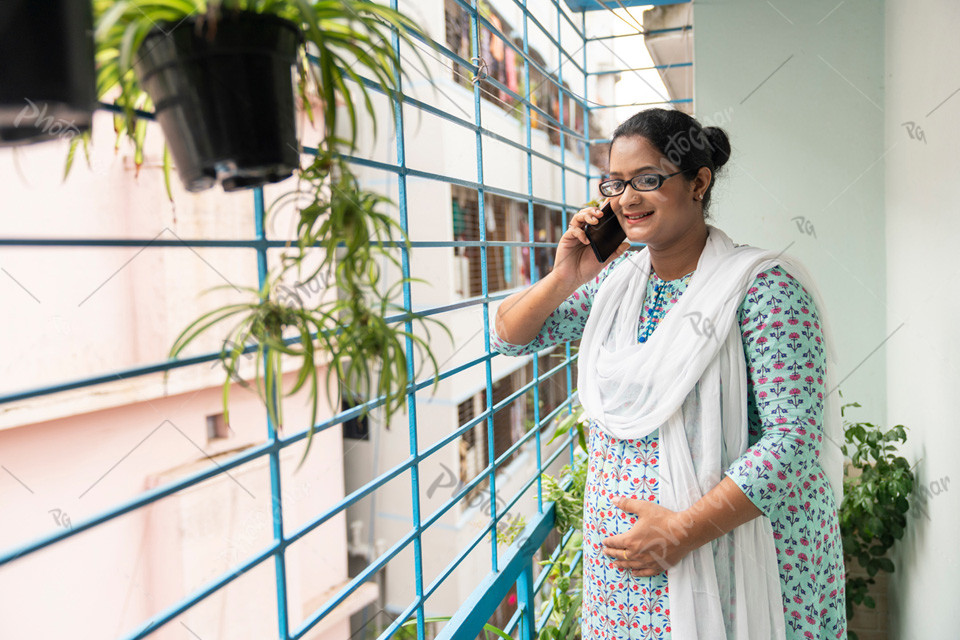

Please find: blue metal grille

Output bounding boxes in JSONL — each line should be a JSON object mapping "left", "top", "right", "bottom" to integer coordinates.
{"left": 0, "top": 1, "right": 691, "bottom": 638}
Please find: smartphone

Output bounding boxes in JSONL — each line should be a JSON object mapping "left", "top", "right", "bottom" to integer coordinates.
{"left": 584, "top": 201, "right": 626, "bottom": 263}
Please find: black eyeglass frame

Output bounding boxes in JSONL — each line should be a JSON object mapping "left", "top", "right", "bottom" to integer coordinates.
{"left": 598, "top": 170, "right": 685, "bottom": 197}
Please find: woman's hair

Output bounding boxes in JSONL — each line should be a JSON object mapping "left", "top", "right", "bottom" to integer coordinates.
{"left": 609, "top": 108, "right": 731, "bottom": 219}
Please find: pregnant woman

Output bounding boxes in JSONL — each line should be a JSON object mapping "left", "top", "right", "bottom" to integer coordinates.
{"left": 491, "top": 108, "right": 846, "bottom": 639}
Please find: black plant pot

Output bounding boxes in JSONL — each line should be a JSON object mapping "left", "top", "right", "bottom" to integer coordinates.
{"left": 0, "top": 0, "right": 96, "bottom": 147}
{"left": 135, "top": 12, "right": 302, "bottom": 192}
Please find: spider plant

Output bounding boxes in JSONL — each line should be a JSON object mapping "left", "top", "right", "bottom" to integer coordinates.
{"left": 71, "top": 0, "right": 433, "bottom": 193}
{"left": 273, "top": 143, "right": 408, "bottom": 285}
{"left": 100, "top": 0, "right": 453, "bottom": 465}
{"left": 169, "top": 251, "right": 451, "bottom": 467}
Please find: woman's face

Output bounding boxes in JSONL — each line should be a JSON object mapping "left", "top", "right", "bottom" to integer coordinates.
{"left": 606, "top": 135, "right": 708, "bottom": 248}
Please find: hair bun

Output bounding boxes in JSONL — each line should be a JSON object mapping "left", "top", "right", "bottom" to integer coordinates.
{"left": 703, "top": 126, "right": 731, "bottom": 171}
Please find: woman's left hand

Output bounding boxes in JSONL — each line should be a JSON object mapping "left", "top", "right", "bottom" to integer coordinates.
{"left": 600, "top": 496, "right": 697, "bottom": 577}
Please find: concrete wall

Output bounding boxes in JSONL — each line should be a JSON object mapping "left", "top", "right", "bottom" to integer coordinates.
{"left": 697, "top": 0, "right": 960, "bottom": 637}
{"left": 884, "top": 1, "right": 960, "bottom": 637}
{"left": 0, "top": 375, "right": 348, "bottom": 640}
{"left": 693, "top": 0, "right": 887, "bottom": 427}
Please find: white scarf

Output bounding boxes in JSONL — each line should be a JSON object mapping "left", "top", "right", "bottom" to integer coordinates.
{"left": 577, "top": 224, "right": 843, "bottom": 640}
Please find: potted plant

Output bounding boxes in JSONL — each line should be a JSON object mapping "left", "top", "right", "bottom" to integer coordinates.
{"left": 839, "top": 398, "right": 916, "bottom": 639}
{"left": 8, "top": 3, "right": 451, "bottom": 469}
{"left": 0, "top": 0, "right": 97, "bottom": 146}
{"left": 125, "top": 9, "right": 302, "bottom": 192}
{"left": 81, "top": 0, "right": 430, "bottom": 193}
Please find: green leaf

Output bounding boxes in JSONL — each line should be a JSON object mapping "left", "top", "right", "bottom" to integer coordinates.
{"left": 162, "top": 144, "right": 174, "bottom": 201}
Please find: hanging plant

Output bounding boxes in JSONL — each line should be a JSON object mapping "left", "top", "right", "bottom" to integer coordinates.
{"left": 127, "top": 0, "right": 453, "bottom": 463}
{"left": 0, "top": 0, "right": 97, "bottom": 146}
{"left": 73, "top": 0, "right": 431, "bottom": 194}
{"left": 128, "top": 9, "right": 302, "bottom": 192}
{"left": 168, "top": 275, "right": 449, "bottom": 466}
{"left": 169, "top": 156, "right": 452, "bottom": 465}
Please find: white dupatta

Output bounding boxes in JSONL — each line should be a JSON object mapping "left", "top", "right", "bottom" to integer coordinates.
{"left": 577, "top": 224, "right": 843, "bottom": 640}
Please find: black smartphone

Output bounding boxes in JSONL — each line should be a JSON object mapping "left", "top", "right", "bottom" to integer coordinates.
{"left": 584, "top": 201, "right": 626, "bottom": 263}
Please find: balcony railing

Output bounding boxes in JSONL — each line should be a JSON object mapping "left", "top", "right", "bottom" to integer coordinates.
{"left": 0, "top": 1, "right": 691, "bottom": 638}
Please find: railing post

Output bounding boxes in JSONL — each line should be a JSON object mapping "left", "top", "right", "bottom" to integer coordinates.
{"left": 517, "top": 561, "right": 536, "bottom": 640}
{"left": 254, "top": 186, "right": 291, "bottom": 640}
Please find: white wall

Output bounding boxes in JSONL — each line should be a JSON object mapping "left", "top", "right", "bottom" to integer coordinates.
{"left": 693, "top": 0, "right": 887, "bottom": 432}
{"left": 697, "top": 0, "right": 960, "bottom": 636}
{"left": 884, "top": 1, "right": 960, "bottom": 637}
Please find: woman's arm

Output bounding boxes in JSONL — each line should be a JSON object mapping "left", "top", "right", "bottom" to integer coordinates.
{"left": 494, "top": 269, "right": 582, "bottom": 346}
{"left": 601, "top": 476, "right": 763, "bottom": 576}
{"left": 490, "top": 255, "right": 628, "bottom": 355}
{"left": 723, "top": 264, "right": 829, "bottom": 519}
{"left": 492, "top": 203, "right": 631, "bottom": 355}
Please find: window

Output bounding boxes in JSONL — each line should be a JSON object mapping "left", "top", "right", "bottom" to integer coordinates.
{"left": 342, "top": 394, "right": 370, "bottom": 440}
{"left": 452, "top": 187, "right": 564, "bottom": 298}
{"left": 206, "top": 412, "right": 230, "bottom": 441}
{"left": 443, "top": 0, "right": 585, "bottom": 153}
{"left": 458, "top": 358, "right": 572, "bottom": 504}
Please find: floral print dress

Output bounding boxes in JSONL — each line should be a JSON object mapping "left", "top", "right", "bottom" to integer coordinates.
{"left": 490, "top": 252, "right": 847, "bottom": 640}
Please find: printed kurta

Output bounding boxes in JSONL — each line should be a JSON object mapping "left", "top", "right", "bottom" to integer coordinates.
{"left": 490, "top": 252, "right": 846, "bottom": 639}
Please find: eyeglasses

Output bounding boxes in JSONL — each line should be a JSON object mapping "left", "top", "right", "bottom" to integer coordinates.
{"left": 598, "top": 170, "right": 684, "bottom": 197}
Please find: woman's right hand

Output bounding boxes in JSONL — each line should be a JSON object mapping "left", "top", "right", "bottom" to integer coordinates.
{"left": 552, "top": 203, "right": 630, "bottom": 290}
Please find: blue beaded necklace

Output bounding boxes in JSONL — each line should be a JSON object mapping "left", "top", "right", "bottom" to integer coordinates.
{"left": 637, "top": 270, "right": 695, "bottom": 343}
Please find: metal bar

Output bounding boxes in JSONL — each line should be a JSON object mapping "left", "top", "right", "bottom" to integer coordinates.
{"left": 551, "top": 0, "right": 588, "bottom": 41}
{"left": 589, "top": 61, "right": 692, "bottom": 76}
{"left": 450, "top": 0, "right": 587, "bottom": 78}
{"left": 588, "top": 98, "right": 693, "bottom": 110}
{"left": 517, "top": 543, "right": 536, "bottom": 640}
{"left": 119, "top": 542, "right": 281, "bottom": 639}
{"left": 289, "top": 374, "right": 582, "bottom": 638}
{"left": 567, "top": 0, "right": 690, "bottom": 12}
{"left": 569, "top": 6, "right": 590, "bottom": 492}
{"left": 0, "top": 439, "right": 275, "bottom": 566}
{"left": 254, "top": 187, "right": 291, "bottom": 640}
{"left": 434, "top": 503, "right": 557, "bottom": 640}
{"left": 587, "top": 24, "right": 693, "bottom": 40}
{"left": 360, "top": 83, "right": 590, "bottom": 177}
{"left": 469, "top": 0, "right": 502, "bottom": 579}
{"left": 521, "top": 0, "right": 543, "bottom": 522}
{"left": 0, "top": 238, "right": 269, "bottom": 248}
{"left": 338, "top": 36, "right": 590, "bottom": 141}
{"left": 3, "top": 347, "right": 544, "bottom": 570}
{"left": 391, "top": 6, "right": 429, "bottom": 639}
{"left": 0, "top": 238, "right": 562, "bottom": 250}
{"left": 336, "top": 154, "right": 582, "bottom": 213}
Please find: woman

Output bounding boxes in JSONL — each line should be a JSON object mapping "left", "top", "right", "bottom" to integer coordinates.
{"left": 491, "top": 108, "right": 846, "bottom": 640}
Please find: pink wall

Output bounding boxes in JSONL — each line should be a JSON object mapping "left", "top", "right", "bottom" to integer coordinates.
{"left": 0, "top": 374, "right": 356, "bottom": 639}
{"left": 0, "top": 110, "right": 370, "bottom": 638}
